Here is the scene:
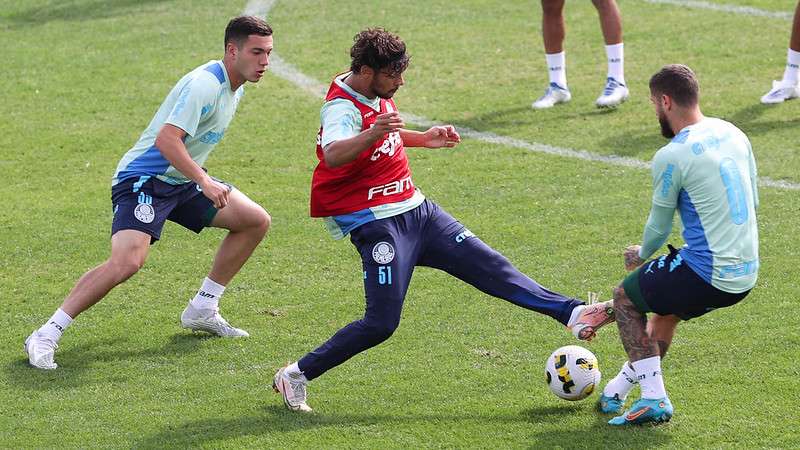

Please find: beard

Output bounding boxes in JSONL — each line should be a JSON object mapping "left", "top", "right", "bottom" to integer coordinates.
{"left": 376, "top": 87, "right": 397, "bottom": 99}
{"left": 659, "top": 114, "right": 675, "bottom": 139}
{"left": 371, "top": 80, "right": 399, "bottom": 99}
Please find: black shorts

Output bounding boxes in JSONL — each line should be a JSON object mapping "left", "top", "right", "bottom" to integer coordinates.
{"left": 621, "top": 245, "right": 750, "bottom": 320}
{"left": 111, "top": 175, "right": 228, "bottom": 243}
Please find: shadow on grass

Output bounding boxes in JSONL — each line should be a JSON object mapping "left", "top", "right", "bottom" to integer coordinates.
{"left": 457, "top": 106, "right": 539, "bottom": 131}
{"left": 134, "top": 403, "right": 672, "bottom": 448}
{"left": 721, "top": 103, "right": 800, "bottom": 136}
{"left": 529, "top": 411, "right": 674, "bottom": 449}
{"left": 3, "top": 0, "right": 168, "bottom": 29}
{"left": 598, "top": 130, "right": 663, "bottom": 158}
{"left": 6, "top": 333, "right": 213, "bottom": 389}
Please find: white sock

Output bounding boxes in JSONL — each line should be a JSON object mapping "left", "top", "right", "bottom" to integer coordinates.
{"left": 567, "top": 304, "right": 585, "bottom": 327}
{"left": 605, "top": 43, "right": 625, "bottom": 84}
{"left": 632, "top": 356, "right": 667, "bottom": 399}
{"left": 38, "top": 308, "right": 73, "bottom": 341}
{"left": 782, "top": 48, "right": 800, "bottom": 85}
{"left": 545, "top": 52, "right": 567, "bottom": 88}
{"left": 190, "top": 277, "right": 225, "bottom": 311}
{"left": 603, "top": 361, "right": 638, "bottom": 399}
{"left": 286, "top": 361, "right": 308, "bottom": 382}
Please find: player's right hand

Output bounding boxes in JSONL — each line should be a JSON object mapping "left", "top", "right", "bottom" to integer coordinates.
{"left": 623, "top": 245, "right": 644, "bottom": 271}
{"left": 199, "top": 178, "right": 231, "bottom": 209}
{"left": 371, "top": 112, "right": 404, "bottom": 138}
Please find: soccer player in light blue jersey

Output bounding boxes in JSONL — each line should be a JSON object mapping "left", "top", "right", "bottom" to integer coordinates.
{"left": 24, "top": 16, "right": 274, "bottom": 370}
{"left": 598, "top": 65, "right": 759, "bottom": 425}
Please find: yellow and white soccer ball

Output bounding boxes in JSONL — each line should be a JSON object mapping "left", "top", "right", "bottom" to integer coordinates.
{"left": 545, "top": 345, "right": 601, "bottom": 401}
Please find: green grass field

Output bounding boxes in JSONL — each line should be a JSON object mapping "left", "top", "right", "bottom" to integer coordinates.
{"left": 2, "top": 0, "right": 799, "bottom": 448}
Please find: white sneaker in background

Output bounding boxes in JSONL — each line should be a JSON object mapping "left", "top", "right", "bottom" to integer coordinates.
{"left": 532, "top": 82, "right": 572, "bottom": 109}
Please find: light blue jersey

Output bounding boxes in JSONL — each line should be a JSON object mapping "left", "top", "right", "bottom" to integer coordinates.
{"left": 651, "top": 117, "right": 759, "bottom": 293}
{"left": 112, "top": 60, "right": 243, "bottom": 186}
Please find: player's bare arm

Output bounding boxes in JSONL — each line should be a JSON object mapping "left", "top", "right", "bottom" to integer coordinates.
{"left": 323, "top": 111, "right": 404, "bottom": 168}
{"left": 154, "top": 123, "right": 231, "bottom": 208}
{"left": 399, "top": 125, "right": 461, "bottom": 149}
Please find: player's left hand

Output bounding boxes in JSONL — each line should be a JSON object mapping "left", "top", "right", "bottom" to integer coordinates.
{"left": 623, "top": 245, "right": 645, "bottom": 271}
{"left": 423, "top": 125, "right": 461, "bottom": 148}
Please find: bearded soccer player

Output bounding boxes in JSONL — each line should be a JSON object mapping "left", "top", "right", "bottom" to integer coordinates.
{"left": 272, "top": 28, "right": 615, "bottom": 412}
{"left": 24, "top": 16, "right": 274, "bottom": 369}
{"left": 599, "top": 65, "right": 759, "bottom": 425}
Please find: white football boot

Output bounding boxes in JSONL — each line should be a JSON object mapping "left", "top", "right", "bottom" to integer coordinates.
{"left": 596, "top": 77, "right": 629, "bottom": 108}
{"left": 273, "top": 365, "right": 313, "bottom": 412}
{"left": 180, "top": 304, "right": 249, "bottom": 337}
{"left": 532, "top": 82, "right": 572, "bottom": 109}
{"left": 24, "top": 331, "right": 58, "bottom": 370}
{"left": 760, "top": 80, "right": 800, "bottom": 104}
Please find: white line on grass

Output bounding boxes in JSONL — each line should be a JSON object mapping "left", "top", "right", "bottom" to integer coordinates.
{"left": 643, "top": 0, "right": 792, "bottom": 20}
{"left": 246, "top": 0, "right": 800, "bottom": 191}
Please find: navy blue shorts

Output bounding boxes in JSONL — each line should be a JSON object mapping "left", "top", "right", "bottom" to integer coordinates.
{"left": 622, "top": 245, "right": 750, "bottom": 320}
{"left": 111, "top": 175, "right": 227, "bottom": 243}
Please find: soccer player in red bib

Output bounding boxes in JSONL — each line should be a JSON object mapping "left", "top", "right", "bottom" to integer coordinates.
{"left": 273, "top": 28, "right": 614, "bottom": 412}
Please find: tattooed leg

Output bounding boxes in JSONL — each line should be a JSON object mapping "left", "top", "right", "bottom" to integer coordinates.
{"left": 613, "top": 286, "right": 659, "bottom": 362}
{"left": 647, "top": 313, "right": 680, "bottom": 358}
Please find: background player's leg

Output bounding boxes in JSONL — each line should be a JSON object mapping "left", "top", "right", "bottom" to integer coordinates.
{"left": 541, "top": 0, "right": 566, "bottom": 54}
{"left": 792, "top": 1, "right": 800, "bottom": 52}
{"left": 592, "top": 0, "right": 628, "bottom": 107}
{"left": 533, "top": 0, "right": 571, "bottom": 109}
{"left": 783, "top": 1, "right": 800, "bottom": 84}
{"left": 761, "top": 1, "right": 800, "bottom": 103}
{"left": 593, "top": 0, "right": 622, "bottom": 45}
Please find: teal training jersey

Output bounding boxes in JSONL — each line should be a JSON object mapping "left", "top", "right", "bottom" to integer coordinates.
{"left": 651, "top": 117, "right": 759, "bottom": 293}
{"left": 112, "top": 60, "right": 244, "bottom": 186}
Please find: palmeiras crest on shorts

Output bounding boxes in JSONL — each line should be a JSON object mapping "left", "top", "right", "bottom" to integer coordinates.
{"left": 134, "top": 203, "right": 155, "bottom": 224}
{"left": 372, "top": 242, "right": 395, "bottom": 264}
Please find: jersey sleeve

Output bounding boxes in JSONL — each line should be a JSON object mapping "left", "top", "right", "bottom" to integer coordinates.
{"left": 165, "top": 76, "right": 217, "bottom": 137}
{"left": 639, "top": 204, "right": 675, "bottom": 260}
{"left": 320, "top": 99, "right": 362, "bottom": 149}
{"left": 650, "top": 147, "right": 682, "bottom": 209}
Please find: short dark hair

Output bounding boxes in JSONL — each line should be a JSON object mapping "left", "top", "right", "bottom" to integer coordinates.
{"left": 350, "top": 28, "right": 410, "bottom": 75}
{"left": 649, "top": 64, "right": 700, "bottom": 107}
{"left": 224, "top": 16, "right": 272, "bottom": 49}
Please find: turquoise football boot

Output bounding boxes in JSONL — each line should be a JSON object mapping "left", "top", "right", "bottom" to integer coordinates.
{"left": 597, "top": 393, "right": 625, "bottom": 414}
{"left": 608, "top": 397, "right": 673, "bottom": 426}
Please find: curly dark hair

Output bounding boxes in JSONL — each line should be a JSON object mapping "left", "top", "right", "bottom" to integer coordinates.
{"left": 649, "top": 64, "right": 700, "bottom": 107}
{"left": 224, "top": 16, "right": 272, "bottom": 49}
{"left": 349, "top": 28, "right": 410, "bottom": 75}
